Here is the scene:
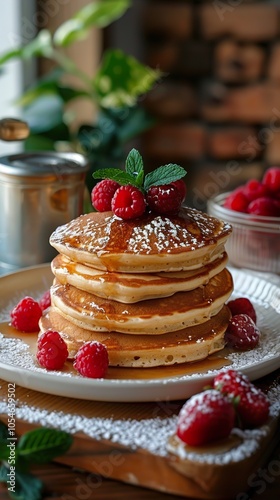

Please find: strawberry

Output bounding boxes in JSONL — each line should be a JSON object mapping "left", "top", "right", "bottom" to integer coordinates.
{"left": 176, "top": 390, "right": 235, "bottom": 446}
{"left": 213, "top": 369, "right": 251, "bottom": 397}
{"left": 213, "top": 369, "right": 270, "bottom": 428}
{"left": 237, "top": 387, "right": 270, "bottom": 427}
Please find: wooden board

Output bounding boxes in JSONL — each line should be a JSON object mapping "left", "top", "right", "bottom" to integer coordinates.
{"left": 0, "top": 373, "right": 279, "bottom": 500}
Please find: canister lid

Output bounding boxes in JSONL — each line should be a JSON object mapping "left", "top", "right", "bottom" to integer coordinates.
{"left": 0, "top": 151, "right": 88, "bottom": 176}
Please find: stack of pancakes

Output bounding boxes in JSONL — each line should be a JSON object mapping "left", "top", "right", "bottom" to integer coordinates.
{"left": 39, "top": 207, "right": 233, "bottom": 368}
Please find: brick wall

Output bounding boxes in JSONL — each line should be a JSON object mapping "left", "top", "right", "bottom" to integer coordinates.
{"left": 139, "top": 0, "right": 280, "bottom": 209}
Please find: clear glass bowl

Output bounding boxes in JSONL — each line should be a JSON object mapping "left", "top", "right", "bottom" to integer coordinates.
{"left": 207, "top": 192, "right": 280, "bottom": 274}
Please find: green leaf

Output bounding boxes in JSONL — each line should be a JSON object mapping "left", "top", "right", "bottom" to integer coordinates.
{"left": 0, "top": 464, "right": 43, "bottom": 500}
{"left": 94, "top": 49, "right": 161, "bottom": 108}
{"left": 24, "top": 134, "right": 56, "bottom": 152}
{"left": 54, "top": 0, "right": 131, "bottom": 47}
{"left": 125, "top": 148, "right": 144, "bottom": 177}
{"left": 0, "top": 464, "right": 8, "bottom": 482}
{"left": 0, "top": 30, "right": 53, "bottom": 67}
{"left": 144, "top": 164, "right": 186, "bottom": 192}
{"left": 116, "top": 106, "right": 156, "bottom": 144}
{"left": 12, "top": 470, "right": 42, "bottom": 500}
{"left": 17, "top": 428, "right": 73, "bottom": 464}
{"left": 124, "top": 149, "right": 145, "bottom": 187}
{"left": 22, "top": 30, "right": 53, "bottom": 59}
{"left": 92, "top": 168, "right": 138, "bottom": 186}
{"left": 0, "top": 421, "right": 10, "bottom": 461}
{"left": 22, "top": 95, "right": 64, "bottom": 134}
{"left": 19, "top": 81, "right": 89, "bottom": 108}
{"left": 0, "top": 48, "right": 23, "bottom": 65}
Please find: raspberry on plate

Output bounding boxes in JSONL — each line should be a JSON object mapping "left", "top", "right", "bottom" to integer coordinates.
{"left": 226, "top": 313, "right": 260, "bottom": 350}
{"left": 176, "top": 390, "right": 235, "bottom": 447}
{"left": 39, "top": 290, "right": 51, "bottom": 311}
{"left": 37, "top": 330, "right": 68, "bottom": 370}
{"left": 213, "top": 369, "right": 270, "bottom": 428}
{"left": 147, "top": 184, "right": 182, "bottom": 214}
{"left": 111, "top": 185, "right": 146, "bottom": 220}
{"left": 227, "top": 297, "right": 257, "bottom": 323}
{"left": 91, "top": 179, "right": 120, "bottom": 212}
{"left": 10, "top": 296, "right": 42, "bottom": 332}
{"left": 74, "top": 341, "right": 109, "bottom": 378}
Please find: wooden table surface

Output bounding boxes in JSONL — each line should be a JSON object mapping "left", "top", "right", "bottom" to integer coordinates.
{"left": 0, "top": 369, "right": 279, "bottom": 500}
{"left": 0, "top": 448, "right": 280, "bottom": 500}
{"left": 1, "top": 446, "right": 280, "bottom": 500}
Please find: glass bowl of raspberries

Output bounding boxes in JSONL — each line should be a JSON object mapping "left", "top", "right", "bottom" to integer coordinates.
{"left": 207, "top": 167, "right": 280, "bottom": 273}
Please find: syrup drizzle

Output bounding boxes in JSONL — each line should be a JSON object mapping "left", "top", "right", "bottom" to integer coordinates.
{"left": 0, "top": 322, "right": 230, "bottom": 381}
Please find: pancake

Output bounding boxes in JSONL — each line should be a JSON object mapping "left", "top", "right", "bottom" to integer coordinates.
{"left": 49, "top": 207, "right": 232, "bottom": 273}
{"left": 51, "top": 252, "right": 228, "bottom": 303}
{"left": 50, "top": 269, "right": 233, "bottom": 335}
{"left": 39, "top": 305, "right": 230, "bottom": 367}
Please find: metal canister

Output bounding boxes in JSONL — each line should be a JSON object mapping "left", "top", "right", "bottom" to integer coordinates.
{"left": 0, "top": 151, "right": 88, "bottom": 273}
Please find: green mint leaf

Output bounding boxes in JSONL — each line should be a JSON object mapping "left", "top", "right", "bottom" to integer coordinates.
{"left": 0, "top": 465, "right": 42, "bottom": 500}
{"left": 0, "top": 421, "right": 11, "bottom": 461}
{"left": 144, "top": 164, "right": 186, "bottom": 192}
{"left": 17, "top": 428, "right": 73, "bottom": 464}
{"left": 125, "top": 148, "right": 144, "bottom": 178}
{"left": 135, "top": 169, "right": 144, "bottom": 188}
{"left": 93, "top": 168, "right": 138, "bottom": 186}
{"left": 12, "top": 470, "right": 43, "bottom": 500}
{"left": 0, "top": 463, "right": 9, "bottom": 483}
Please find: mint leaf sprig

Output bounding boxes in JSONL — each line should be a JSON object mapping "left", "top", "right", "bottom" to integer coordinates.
{"left": 92, "top": 148, "right": 186, "bottom": 192}
{"left": 0, "top": 421, "right": 73, "bottom": 500}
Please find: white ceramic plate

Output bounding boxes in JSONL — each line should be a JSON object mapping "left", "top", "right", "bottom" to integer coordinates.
{"left": 0, "top": 264, "right": 279, "bottom": 402}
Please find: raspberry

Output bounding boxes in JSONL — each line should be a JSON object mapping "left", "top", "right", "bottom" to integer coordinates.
{"left": 226, "top": 314, "right": 260, "bottom": 350}
{"left": 224, "top": 187, "right": 249, "bottom": 213}
{"left": 247, "top": 196, "right": 279, "bottom": 216}
{"left": 171, "top": 179, "right": 187, "bottom": 203}
{"left": 111, "top": 185, "right": 146, "bottom": 220}
{"left": 213, "top": 369, "right": 270, "bottom": 427}
{"left": 73, "top": 341, "right": 109, "bottom": 378}
{"left": 147, "top": 184, "right": 182, "bottom": 214}
{"left": 243, "top": 179, "right": 269, "bottom": 202}
{"left": 39, "top": 290, "right": 51, "bottom": 311}
{"left": 227, "top": 297, "right": 257, "bottom": 323}
{"left": 37, "top": 330, "right": 68, "bottom": 370}
{"left": 262, "top": 167, "right": 280, "bottom": 193}
{"left": 91, "top": 179, "right": 120, "bottom": 212}
{"left": 10, "top": 296, "right": 42, "bottom": 332}
{"left": 176, "top": 390, "right": 235, "bottom": 446}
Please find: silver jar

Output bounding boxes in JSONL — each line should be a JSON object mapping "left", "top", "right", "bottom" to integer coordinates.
{"left": 0, "top": 151, "right": 88, "bottom": 273}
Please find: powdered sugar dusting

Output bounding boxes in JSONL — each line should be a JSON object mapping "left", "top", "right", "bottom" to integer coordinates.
{"left": 168, "top": 381, "right": 280, "bottom": 465}
{"left": 50, "top": 209, "right": 231, "bottom": 256}
{"left": 0, "top": 382, "right": 279, "bottom": 461}
{"left": 0, "top": 333, "right": 72, "bottom": 377}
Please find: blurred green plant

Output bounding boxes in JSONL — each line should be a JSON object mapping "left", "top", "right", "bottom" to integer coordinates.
{"left": 0, "top": 0, "right": 161, "bottom": 194}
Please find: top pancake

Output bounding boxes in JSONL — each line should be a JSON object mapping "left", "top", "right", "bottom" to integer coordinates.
{"left": 50, "top": 207, "right": 232, "bottom": 273}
